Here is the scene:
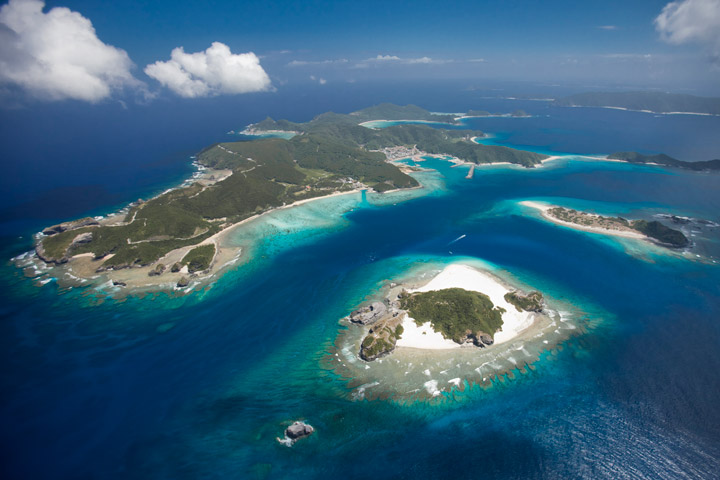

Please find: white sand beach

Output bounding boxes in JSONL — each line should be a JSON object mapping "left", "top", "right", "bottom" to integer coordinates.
{"left": 395, "top": 264, "right": 538, "bottom": 350}
{"left": 520, "top": 200, "right": 647, "bottom": 240}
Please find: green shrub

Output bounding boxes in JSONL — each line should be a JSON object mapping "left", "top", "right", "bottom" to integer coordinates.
{"left": 401, "top": 288, "right": 505, "bottom": 343}
{"left": 182, "top": 244, "right": 216, "bottom": 273}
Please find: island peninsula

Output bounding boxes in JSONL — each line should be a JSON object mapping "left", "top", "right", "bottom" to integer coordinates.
{"left": 26, "top": 104, "right": 547, "bottom": 292}
{"left": 521, "top": 201, "right": 690, "bottom": 248}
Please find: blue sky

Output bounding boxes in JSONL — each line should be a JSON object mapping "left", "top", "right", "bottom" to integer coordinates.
{"left": 48, "top": 0, "right": 683, "bottom": 57}
{"left": 1, "top": 0, "right": 720, "bottom": 105}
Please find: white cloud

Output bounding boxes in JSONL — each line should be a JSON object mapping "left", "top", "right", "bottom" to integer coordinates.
{"left": 467, "top": 58, "right": 486, "bottom": 63}
{"left": 655, "top": 0, "right": 720, "bottom": 61}
{"left": 145, "top": 42, "right": 272, "bottom": 98}
{"left": 309, "top": 75, "right": 327, "bottom": 85}
{"left": 373, "top": 55, "right": 401, "bottom": 61}
{"left": 597, "top": 25, "right": 619, "bottom": 30}
{"left": 358, "top": 54, "right": 448, "bottom": 67}
{"left": 407, "top": 56, "right": 434, "bottom": 64}
{"left": 599, "top": 53, "right": 653, "bottom": 59}
{"left": 0, "top": 0, "right": 141, "bottom": 102}
{"left": 287, "top": 58, "right": 348, "bottom": 66}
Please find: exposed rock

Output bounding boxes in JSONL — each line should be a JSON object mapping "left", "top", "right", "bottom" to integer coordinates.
{"left": 476, "top": 332, "right": 494, "bottom": 346}
{"left": 285, "top": 421, "right": 314, "bottom": 440}
{"left": 349, "top": 301, "right": 387, "bottom": 325}
{"left": 112, "top": 280, "right": 127, "bottom": 286}
{"left": 35, "top": 230, "right": 95, "bottom": 265}
{"left": 42, "top": 217, "right": 99, "bottom": 236}
{"left": 458, "top": 330, "right": 476, "bottom": 345}
{"left": 459, "top": 330, "right": 495, "bottom": 348}
{"left": 170, "top": 262, "right": 182, "bottom": 273}
{"left": 359, "top": 315, "right": 404, "bottom": 361}
{"left": 148, "top": 263, "right": 166, "bottom": 277}
{"left": 176, "top": 276, "right": 190, "bottom": 288}
{"left": 277, "top": 421, "right": 314, "bottom": 446}
{"left": 669, "top": 215, "right": 691, "bottom": 225}
{"left": 35, "top": 242, "right": 67, "bottom": 265}
{"left": 70, "top": 232, "right": 93, "bottom": 246}
{"left": 504, "top": 290, "right": 544, "bottom": 313}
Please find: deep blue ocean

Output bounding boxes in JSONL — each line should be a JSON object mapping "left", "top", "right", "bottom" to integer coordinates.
{"left": 1, "top": 82, "right": 720, "bottom": 479}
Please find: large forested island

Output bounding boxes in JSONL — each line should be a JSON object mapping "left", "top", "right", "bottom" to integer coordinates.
{"left": 30, "top": 104, "right": 547, "bottom": 291}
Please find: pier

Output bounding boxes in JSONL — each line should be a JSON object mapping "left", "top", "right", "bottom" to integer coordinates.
{"left": 465, "top": 164, "right": 475, "bottom": 179}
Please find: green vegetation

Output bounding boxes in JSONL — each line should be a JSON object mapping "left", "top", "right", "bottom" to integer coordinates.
{"left": 245, "top": 112, "right": 548, "bottom": 168}
{"left": 546, "top": 206, "right": 689, "bottom": 248}
{"left": 41, "top": 134, "right": 415, "bottom": 269}
{"left": 182, "top": 244, "right": 216, "bottom": 273}
{"left": 554, "top": 91, "right": 720, "bottom": 115}
{"left": 38, "top": 226, "right": 93, "bottom": 261}
{"left": 608, "top": 151, "right": 720, "bottom": 171}
{"left": 359, "top": 317, "right": 404, "bottom": 361}
{"left": 400, "top": 288, "right": 505, "bottom": 343}
{"left": 504, "top": 291, "right": 543, "bottom": 312}
{"left": 549, "top": 206, "right": 630, "bottom": 229}
{"left": 466, "top": 110, "right": 491, "bottom": 117}
{"left": 37, "top": 103, "right": 546, "bottom": 271}
{"left": 631, "top": 220, "right": 689, "bottom": 248}
{"left": 352, "top": 103, "right": 457, "bottom": 123}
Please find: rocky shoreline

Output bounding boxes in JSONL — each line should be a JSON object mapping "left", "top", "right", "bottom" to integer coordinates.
{"left": 346, "top": 265, "right": 548, "bottom": 364}
{"left": 328, "top": 262, "right": 581, "bottom": 401}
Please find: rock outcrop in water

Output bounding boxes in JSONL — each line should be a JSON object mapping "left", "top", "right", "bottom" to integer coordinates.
{"left": 349, "top": 301, "right": 387, "bottom": 325}
{"left": 359, "top": 315, "right": 404, "bottom": 361}
{"left": 277, "top": 421, "right": 314, "bottom": 446}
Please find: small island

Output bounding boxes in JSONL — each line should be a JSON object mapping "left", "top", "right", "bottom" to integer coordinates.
{"left": 330, "top": 263, "right": 574, "bottom": 400}
{"left": 607, "top": 151, "right": 720, "bottom": 171}
{"left": 553, "top": 91, "right": 720, "bottom": 116}
{"left": 521, "top": 202, "right": 690, "bottom": 248}
{"left": 354, "top": 286, "right": 513, "bottom": 361}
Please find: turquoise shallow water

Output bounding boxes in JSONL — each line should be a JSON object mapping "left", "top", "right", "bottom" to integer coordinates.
{"left": 2, "top": 119, "right": 720, "bottom": 479}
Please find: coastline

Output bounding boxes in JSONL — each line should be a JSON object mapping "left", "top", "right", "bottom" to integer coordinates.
{"left": 16, "top": 112, "right": 701, "bottom": 297}
{"left": 329, "top": 259, "right": 581, "bottom": 401}
{"left": 18, "top": 146, "right": 445, "bottom": 296}
{"left": 20, "top": 186, "right": 367, "bottom": 295}
{"left": 563, "top": 104, "right": 720, "bottom": 117}
{"left": 520, "top": 200, "right": 648, "bottom": 240}
{"left": 396, "top": 264, "right": 539, "bottom": 349}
